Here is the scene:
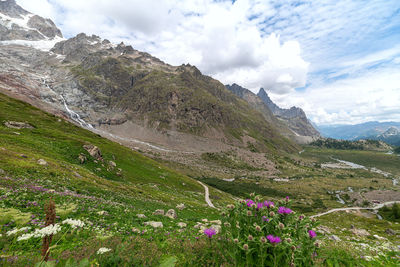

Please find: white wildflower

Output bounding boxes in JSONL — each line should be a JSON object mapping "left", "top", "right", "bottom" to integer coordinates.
{"left": 97, "top": 247, "right": 112, "bottom": 254}
{"left": 6, "top": 227, "right": 31, "bottom": 236}
{"left": 62, "top": 218, "right": 85, "bottom": 228}
{"left": 17, "top": 224, "right": 61, "bottom": 241}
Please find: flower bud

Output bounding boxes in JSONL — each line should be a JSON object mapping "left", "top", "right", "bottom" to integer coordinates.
{"left": 299, "top": 215, "right": 305, "bottom": 221}
{"left": 260, "top": 236, "right": 266, "bottom": 243}
{"left": 247, "top": 210, "right": 252, "bottom": 216}
{"left": 248, "top": 235, "right": 254, "bottom": 241}
{"left": 279, "top": 223, "right": 284, "bottom": 229}
{"left": 255, "top": 225, "right": 261, "bottom": 232}
{"left": 269, "top": 211, "right": 275, "bottom": 217}
{"left": 243, "top": 244, "right": 249, "bottom": 250}
{"left": 311, "top": 218, "right": 316, "bottom": 223}
{"left": 291, "top": 245, "right": 296, "bottom": 251}
{"left": 250, "top": 193, "right": 255, "bottom": 197}
{"left": 285, "top": 238, "right": 292, "bottom": 243}
{"left": 234, "top": 238, "right": 239, "bottom": 243}
{"left": 315, "top": 242, "right": 320, "bottom": 248}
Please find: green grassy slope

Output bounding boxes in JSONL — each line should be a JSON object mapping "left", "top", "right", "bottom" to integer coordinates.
{"left": 0, "top": 92, "right": 232, "bottom": 219}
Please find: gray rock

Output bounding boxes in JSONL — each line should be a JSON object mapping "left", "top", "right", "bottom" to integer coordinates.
{"left": 177, "top": 222, "right": 187, "bottom": 228}
{"left": 351, "top": 228, "right": 370, "bottom": 237}
{"left": 176, "top": 203, "right": 185, "bottom": 210}
{"left": 165, "top": 209, "right": 177, "bottom": 219}
{"left": 4, "top": 121, "right": 33, "bottom": 129}
{"left": 330, "top": 235, "right": 341, "bottom": 241}
{"left": 83, "top": 144, "right": 102, "bottom": 161}
{"left": 144, "top": 221, "right": 163, "bottom": 228}
{"left": 385, "top": 228, "right": 396, "bottom": 235}
{"left": 108, "top": 161, "right": 116, "bottom": 168}
{"left": 78, "top": 153, "right": 86, "bottom": 164}
{"left": 152, "top": 209, "right": 164, "bottom": 216}
{"left": 37, "top": 159, "right": 47, "bottom": 165}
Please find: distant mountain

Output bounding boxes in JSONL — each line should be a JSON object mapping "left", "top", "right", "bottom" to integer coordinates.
{"left": 317, "top": 121, "right": 400, "bottom": 146}
{"left": 256, "top": 88, "right": 320, "bottom": 140}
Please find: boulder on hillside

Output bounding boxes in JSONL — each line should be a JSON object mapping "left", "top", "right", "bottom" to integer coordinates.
{"left": 153, "top": 209, "right": 165, "bottom": 216}
{"left": 176, "top": 203, "right": 185, "bottom": 210}
{"left": 83, "top": 144, "right": 102, "bottom": 161}
{"left": 351, "top": 228, "right": 370, "bottom": 237}
{"left": 4, "top": 121, "right": 34, "bottom": 129}
{"left": 37, "top": 159, "right": 48, "bottom": 166}
{"left": 144, "top": 221, "right": 163, "bottom": 228}
{"left": 78, "top": 153, "right": 86, "bottom": 164}
{"left": 165, "top": 209, "right": 177, "bottom": 219}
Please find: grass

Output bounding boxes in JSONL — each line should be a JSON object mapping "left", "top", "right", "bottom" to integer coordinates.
{"left": 0, "top": 92, "right": 399, "bottom": 265}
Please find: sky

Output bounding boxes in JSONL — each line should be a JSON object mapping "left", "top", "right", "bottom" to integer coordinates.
{"left": 16, "top": 0, "right": 400, "bottom": 125}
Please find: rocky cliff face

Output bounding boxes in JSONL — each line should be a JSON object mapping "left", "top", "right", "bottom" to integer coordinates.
{"left": 0, "top": 1, "right": 299, "bottom": 153}
{"left": 257, "top": 88, "right": 319, "bottom": 140}
{"left": 0, "top": 0, "right": 62, "bottom": 41}
{"left": 226, "top": 84, "right": 319, "bottom": 144}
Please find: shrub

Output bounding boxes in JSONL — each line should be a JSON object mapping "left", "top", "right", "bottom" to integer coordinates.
{"left": 220, "top": 194, "right": 319, "bottom": 266}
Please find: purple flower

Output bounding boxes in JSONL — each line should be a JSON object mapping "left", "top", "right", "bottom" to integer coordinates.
{"left": 262, "top": 216, "right": 269, "bottom": 222}
{"left": 204, "top": 228, "right": 216, "bottom": 238}
{"left": 285, "top": 196, "right": 290, "bottom": 201}
{"left": 266, "top": 235, "right": 281, "bottom": 244}
{"left": 278, "top": 206, "right": 292, "bottom": 215}
{"left": 246, "top": 199, "right": 255, "bottom": 207}
{"left": 308, "top": 230, "right": 316, "bottom": 239}
{"left": 257, "top": 202, "right": 263, "bottom": 210}
{"left": 263, "top": 201, "right": 274, "bottom": 208}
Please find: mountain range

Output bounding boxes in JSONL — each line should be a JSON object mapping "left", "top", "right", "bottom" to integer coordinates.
{"left": 0, "top": 0, "right": 319, "bottom": 157}
{"left": 317, "top": 121, "right": 400, "bottom": 146}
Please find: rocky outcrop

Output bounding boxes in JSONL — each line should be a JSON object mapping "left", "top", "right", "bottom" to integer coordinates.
{"left": 4, "top": 121, "right": 34, "bottom": 129}
{"left": 0, "top": 0, "right": 62, "bottom": 41}
{"left": 83, "top": 144, "right": 102, "bottom": 161}
{"left": 226, "top": 83, "right": 319, "bottom": 144}
{"left": 257, "top": 88, "right": 320, "bottom": 139}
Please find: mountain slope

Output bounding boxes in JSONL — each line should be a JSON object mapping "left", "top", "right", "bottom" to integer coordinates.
{"left": 0, "top": 91, "right": 230, "bottom": 212}
{"left": 0, "top": 0, "right": 298, "bottom": 154}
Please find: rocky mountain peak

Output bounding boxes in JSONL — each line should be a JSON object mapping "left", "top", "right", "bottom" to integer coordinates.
{"left": 0, "top": 0, "right": 62, "bottom": 42}
{"left": 256, "top": 87, "right": 319, "bottom": 138}
{"left": 257, "top": 88, "right": 280, "bottom": 114}
{"left": 0, "top": 0, "right": 28, "bottom": 18}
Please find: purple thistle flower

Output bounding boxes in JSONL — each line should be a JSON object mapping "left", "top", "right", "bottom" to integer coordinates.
{"left": 262, "top": 216, "right": 270, "bottom": 222}
{"left": 266, "top": 235, "right": 281, "bottom": 244}
{"left": 257, "top": 202, "right": 263, "bottom": 210}
{"left": 285, "top": 196, "right": 290, "bottom": 201}
{"left": 278, "top": 206, "right": 292, "bottom": 215}
{"left": 246, "top": 199, "right": 255, "bottom": 207}
{"left": 308, "top": 230, "right": 316, "bottom": 239}
{"left": 263, "top": 201, "right": 274, "bottom": 208}
{"left": 204, "top": 228, "right": 216, "bottom": 238}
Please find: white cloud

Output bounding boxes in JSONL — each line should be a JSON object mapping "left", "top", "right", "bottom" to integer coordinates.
{"left": 272, "top": 64, "right": 400, "bottom": 125}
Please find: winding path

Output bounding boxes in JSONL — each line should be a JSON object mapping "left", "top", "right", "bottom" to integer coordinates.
{"left": 311, "top": 201, "right": 400, "bottom": 218}
{"left": 197, "top": 181, "right": 215, "bottom": 208}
